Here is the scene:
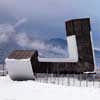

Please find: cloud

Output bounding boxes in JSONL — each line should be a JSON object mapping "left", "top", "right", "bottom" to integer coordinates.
{"left": 0, "top": 23, "right": 67, "bottom": 57}
{"left": 94, "top": 47, "right": 100, "bottom": 51}
{"left": 14, "top": 18, "right": 27, "bottom": 28}
{"left": 15, "top": 32, "right": 68, "bottom": 57}
{"left": 0, "top": 21, "right": 67, "bottom": 58}
{"left": 0, "top": 0, "right": 100, "bottom": 41}
{"left": 0, "top": 18, "right": 27, "bottom": 44}
{"left": 0, "top": 24, "right": 16, "bottom": 44}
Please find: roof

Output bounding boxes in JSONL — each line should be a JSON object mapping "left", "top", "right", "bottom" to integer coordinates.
{"left": 8, "top": 50, "right": 38, "bottom": 59}
{"left": 65, "top": 18, "right": 90, "bottom": 23}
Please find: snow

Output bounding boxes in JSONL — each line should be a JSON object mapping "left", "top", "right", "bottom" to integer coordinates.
{"left": 38, "top": 57, "right": 78, "bottom": 62}
{"left": 0, "top": 76, "right": 100, "bottom": 100}
{"left": 67, "top": 35, "right": 78, "bottom": 60}
{"left": 5, "top": 58, "right": 34, "bottom": 80}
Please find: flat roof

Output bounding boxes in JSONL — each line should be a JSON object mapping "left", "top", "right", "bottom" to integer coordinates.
{"left": 8, "top": 50, "right": 37, "bottom": 59}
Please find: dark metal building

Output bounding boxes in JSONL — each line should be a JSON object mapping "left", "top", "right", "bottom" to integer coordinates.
{"left": 33, "top": 18, "right": 95, "bottom": 74}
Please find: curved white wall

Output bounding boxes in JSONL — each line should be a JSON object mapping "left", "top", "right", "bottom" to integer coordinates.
{"left": 5, "top": 58, "right": 34, "bottom": 80}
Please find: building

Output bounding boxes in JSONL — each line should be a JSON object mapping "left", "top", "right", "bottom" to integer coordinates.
{"left": 5, "top": 50, "right": 38, "bottom": 80}
{"left": 36, "top": 18, "right": 95, "bottom": 74}
{"left": 5, "top": 18, "right": 95, "bottom": 80}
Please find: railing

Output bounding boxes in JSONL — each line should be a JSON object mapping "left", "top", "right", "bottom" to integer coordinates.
{"left": 35, "top": 73, "right": 100, "bottom": 88}
{"left": 0, "top": 64, "right": 7, "bottom": 76}
{"left": 0, "top": 64, "right": 100, "bottom": 88}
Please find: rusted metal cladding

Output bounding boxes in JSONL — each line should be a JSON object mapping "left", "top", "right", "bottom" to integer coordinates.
{"left": 34, "top": 18, "right": 94, "bottom": 74}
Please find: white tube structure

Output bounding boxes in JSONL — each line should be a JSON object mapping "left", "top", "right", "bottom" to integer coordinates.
{"left": 5, "top": 58, "right": 35, "bottom": 80}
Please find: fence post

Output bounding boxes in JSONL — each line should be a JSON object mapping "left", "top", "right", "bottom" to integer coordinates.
{"left": 62, "top": 75, "right": 63, "bottom": 85}
{"left": 58, "top": 75, "right": 59, "bottom": 85}
{"left": 93, "top": 73, "right": 96, "bottom": 87}
{"left": 73, "top": 74, "right": 75, "bottom": 86}
{"left": 99, "top": 80, "right": 100, "bottom": 88}
{"left": 93, "top": 75, "right": 94, "bottom": 87}
{"left": 86, "top": 73, "right": 88, "bottom": 87}
{"left": 80, "top": 73, "right": 82, "bottom": 87}
{"left": 67, "top": 74, "right": 70, "bottom": 86}
{"left": 3, "top": 63, "right": 4, "bottom": 76}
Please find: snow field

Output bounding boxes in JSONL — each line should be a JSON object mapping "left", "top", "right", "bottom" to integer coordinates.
{"left": 0, "top": 76, "right": 100, "bottom": 100}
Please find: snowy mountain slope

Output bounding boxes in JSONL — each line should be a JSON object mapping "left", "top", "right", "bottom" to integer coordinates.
{"left": 48, "top": 38, "right": 67, "bottom": 49}
{"left": 0, "top": 38, "right": 100, "bottom": 66}
{"left": 0, "top": 76, "right": 100, "bottom": 100}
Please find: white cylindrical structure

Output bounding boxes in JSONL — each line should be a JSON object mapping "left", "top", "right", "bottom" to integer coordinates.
{"left": 5, "top": 58, "right": 35, "bottom": 80}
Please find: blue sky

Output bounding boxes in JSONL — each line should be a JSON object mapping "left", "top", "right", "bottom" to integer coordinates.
{"left": 0, "top": 0, "right": 100, "bottom": 48}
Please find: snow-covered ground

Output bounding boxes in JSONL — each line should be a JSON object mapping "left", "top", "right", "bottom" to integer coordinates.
{"left": 0, "top": 75, "right": 100, "bottom": 100}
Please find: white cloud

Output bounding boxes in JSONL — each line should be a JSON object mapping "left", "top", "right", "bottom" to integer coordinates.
{"left": 15, "top": 32, "right": 68, "bottom": 57}
{"left": 15, "top": 33, "right": 30, "bottom": 47}
{"left": 0, "top": 21, "right": 67, "bottom": 58}
{"left": 0, "top": 18, "right": 27, "bottom": 44}
{"left": 14, "top": 18, "right": 27, "bottom": 28}
{"left": 94, "top": 47, "right": 100, "bottom": 51}
{"left": 0, "top": 24, "right": 16, "bottom": 44}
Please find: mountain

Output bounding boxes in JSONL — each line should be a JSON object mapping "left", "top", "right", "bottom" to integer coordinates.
{"left": 94, "top": 48, "right": 100, "bottom": 58}
{"left": 0, "top": 37, "right": 100, "bottom": 68}
{"left": 0, "top": 38, "right": 67, "bottom": 64}
{"left": 48, "top": 38, "right": 67, "bottom": 49}
{"left": 38, "top": 49, "right": 67, "bottom": 58}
